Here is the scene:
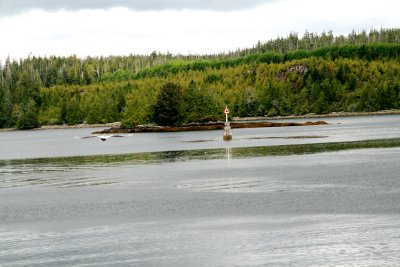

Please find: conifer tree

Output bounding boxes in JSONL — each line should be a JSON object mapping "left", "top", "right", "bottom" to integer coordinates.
{"left": 153, "top": 82, "right": 184, "bottom": 126}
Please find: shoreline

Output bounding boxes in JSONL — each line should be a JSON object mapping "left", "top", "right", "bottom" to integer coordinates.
{"left": 234, "top": 110, "right": 400, "bottom": 121}
{"left": 1, "top": 110, "right": 399, "bottom": 132}
{"left": 0, "top": 122, "right": 121, "bottom": 132}
{"left": 93, "top": 121, "right": 328, "bottom": 134}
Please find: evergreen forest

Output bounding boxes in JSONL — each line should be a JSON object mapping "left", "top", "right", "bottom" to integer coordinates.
{"left": 1, "top": 28, "right": 400, "bottom": 129}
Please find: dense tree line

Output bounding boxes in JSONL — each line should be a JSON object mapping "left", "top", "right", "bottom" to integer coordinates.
{"left": 1, "top": 28, "right": 400, "bottom": 128}
{"left": 134, "top": 43, "right": 400, "bottom": 79}
{"left": 247, "top": 28, "right": 400, "bottom": 55}
{"left": 36, "top": 56, "right": 400, "bottom": 128}
{"left": 2, "top": 28, "right": 399, "bottom": 86}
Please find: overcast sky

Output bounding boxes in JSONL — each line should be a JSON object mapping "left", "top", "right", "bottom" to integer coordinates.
{"left": 0, "top": 0, "right": 399, "bottom": 61}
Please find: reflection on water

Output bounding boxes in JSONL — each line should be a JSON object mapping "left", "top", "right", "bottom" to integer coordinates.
{"left": 184, "top": 135, "right": 328, "bottom": 143}
{"left": 2, "top": 138, "right": 400, "bottom": 189}
{"left": 3, "top": 137, "right": 400, "bottom": 168}
{"left": 183, "top": 139, "right": 216, "bottom": 143}
{"left": 245, "top": 135, "right": 328, "bottom": 140}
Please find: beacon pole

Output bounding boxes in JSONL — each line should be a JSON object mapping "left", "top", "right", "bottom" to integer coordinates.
{"left": 223, "top": 106, "right": 232, "bottom": 141}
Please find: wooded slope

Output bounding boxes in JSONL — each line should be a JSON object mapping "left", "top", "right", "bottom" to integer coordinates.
{"left": 1, "top": 28, "right": 400, "bottom": 128}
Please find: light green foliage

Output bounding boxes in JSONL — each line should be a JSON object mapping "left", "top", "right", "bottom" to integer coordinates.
{"left": 122, "top": 82, "right": 157, "bottom": 127}
{"left": 184, "top": 80, "right": 224, "bottom": 122}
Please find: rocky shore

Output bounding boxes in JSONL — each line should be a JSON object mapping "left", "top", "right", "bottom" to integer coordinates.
{"left": 3, "top": 110, "right": 399, "bottom": 133}
{"left": 93, "top": 121, "right": 328, "bottom": 134}
{"left": 234, "top": 109, "right": 400, "bottom": 121}
{"left": 92, "top": 109, "right": 400, "bottom": 134}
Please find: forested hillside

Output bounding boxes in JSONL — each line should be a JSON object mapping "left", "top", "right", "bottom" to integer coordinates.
{"left": 1, "top": 28, "right": 400, "bottom": 128}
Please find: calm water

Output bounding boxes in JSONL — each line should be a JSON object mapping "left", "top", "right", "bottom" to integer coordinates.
{"left": 1, "top": 114, "right": 400, "bottom": 160}
{"left": 1, "top": 115, "right": 400, "bottom": 266}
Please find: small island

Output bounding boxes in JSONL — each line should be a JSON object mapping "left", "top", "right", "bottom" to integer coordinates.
{"left": 93, "top": 120, "right": 327, "bottom": 134}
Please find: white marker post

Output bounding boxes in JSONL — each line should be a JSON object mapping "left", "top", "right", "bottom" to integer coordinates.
{"left": 223, "top": 106, "right": 232, "bottom": 141}
{"left": 225, "top": 106, "right": 229, "bottom": 124}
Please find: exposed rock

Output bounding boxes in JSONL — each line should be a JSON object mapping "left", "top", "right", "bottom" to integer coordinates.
{"left": 93, "top": 121, "right": 327, "bottom": 134}
{"left": 277, "top": 64, "right": 309, "bottom": 79}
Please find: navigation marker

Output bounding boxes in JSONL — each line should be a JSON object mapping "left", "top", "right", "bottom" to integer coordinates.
{"left": 223, "top": 106, "right": 232, "bottom": 141}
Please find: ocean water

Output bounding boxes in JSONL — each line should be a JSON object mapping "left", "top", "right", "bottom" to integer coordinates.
{"left": 1, "top": 115, "right": 400, "bottom": 266}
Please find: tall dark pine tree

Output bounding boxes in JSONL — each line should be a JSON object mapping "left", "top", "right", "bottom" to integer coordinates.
{"left": 153, "top": 82, "right": 184, "bottom": 126}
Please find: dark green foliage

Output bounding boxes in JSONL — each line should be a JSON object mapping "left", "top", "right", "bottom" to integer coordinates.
{"left": 204, "top": 74, "right": 222, "bottom": 84}
{"left": 0, "top": 89, "right": 13, "bottom": 128}
{"left": 16, "top": 99, "right": 40, "bottom": 129}
{"left": 153, "top": 82, "right": 184, "bottom": 126}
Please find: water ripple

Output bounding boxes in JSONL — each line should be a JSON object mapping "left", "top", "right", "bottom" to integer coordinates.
{"left": 1, "top": 215, "right": 400, "bottom": 266}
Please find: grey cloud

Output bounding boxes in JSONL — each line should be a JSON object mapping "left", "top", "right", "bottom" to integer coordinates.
{"left": 0, "top": 0, "right": 276, "bottom": 16}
